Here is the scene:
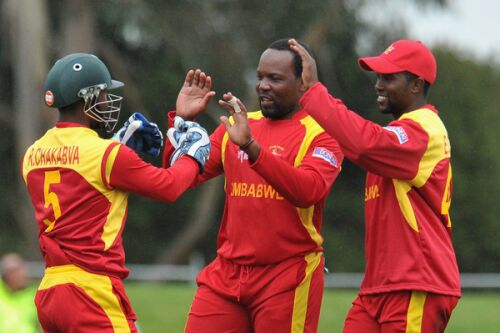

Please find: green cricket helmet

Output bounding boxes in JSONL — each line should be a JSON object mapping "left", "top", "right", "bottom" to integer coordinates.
{"left": 43, "top": 53, "right": 124, "bottom": 131}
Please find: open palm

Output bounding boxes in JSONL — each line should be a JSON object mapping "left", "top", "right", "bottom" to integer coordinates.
{"left": 176, "top": 69, "right": 215, "bottom": 120}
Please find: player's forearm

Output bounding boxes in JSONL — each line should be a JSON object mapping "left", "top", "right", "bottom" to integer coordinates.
{"left": 300, "top": 83, "right": 426, "bottom": 179}
{"left": 250, "top": 148, "right": 332, "bottom": 207}
{"left": 300, "top": 82, "right": 370, "bottom": 162}
{"left": 110, "top": 147, "right": 198, "bottom": 202}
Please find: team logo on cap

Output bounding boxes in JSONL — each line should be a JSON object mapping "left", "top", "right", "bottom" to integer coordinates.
{"left": 45, "top": 91, "right": 54, "bottom": 106}
{"left": 383, "top": 45, "right": 395, "bottom": 55}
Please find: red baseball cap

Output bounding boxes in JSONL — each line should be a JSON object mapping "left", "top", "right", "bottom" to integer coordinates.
{"left": 358, "top": 40, "right": 437, "bottom": 84}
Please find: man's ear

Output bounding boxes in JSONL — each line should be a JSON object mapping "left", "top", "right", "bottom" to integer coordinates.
{"left": 411, "top": 77, "right": 425, "bottom": 95}
{"left": 299, "top": 78, "right": 308, "bottom": 93}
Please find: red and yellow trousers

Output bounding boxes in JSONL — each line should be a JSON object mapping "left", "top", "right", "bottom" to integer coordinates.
{"left": 343, "top": 290, "right": 459, "bottom": 333}
{"left": 185, "top": 252, "right": 324, "bottom": 333}
{"left": 35, "top": 265, "right": 138, "bottom": 333}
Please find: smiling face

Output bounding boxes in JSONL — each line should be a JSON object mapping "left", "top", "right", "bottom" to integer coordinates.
{"left": 256, "top": 49, "right": 305, "bottom": 120}
{"left": 374, "top": 72, "right": 422, "bottom": 119}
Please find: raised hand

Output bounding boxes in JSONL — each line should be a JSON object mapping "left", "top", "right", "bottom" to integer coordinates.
{"left": 218, "top": 93, "right": 252, "bottom": 147}
{"left": 288, "top": 38, "right": 319, "bottom": 89}
{"left": 218, "top": 92, "right": 260, "bottom": 162}
{"left": 176, "top": 69, "right": 216, "bottom": 120}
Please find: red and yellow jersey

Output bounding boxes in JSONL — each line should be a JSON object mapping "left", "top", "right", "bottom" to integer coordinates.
{"left": 300, "top": 83, "right": 461, "bottom": 297}
{"left": 163, "top": 110, "right": 343, "bottom": 265}
{"left": 22, "top": 122, "right": 198, "bottom": 279}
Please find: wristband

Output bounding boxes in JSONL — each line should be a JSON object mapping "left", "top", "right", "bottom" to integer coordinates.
{"left": 239, "top": 137, "right": 254, "bottom": 150}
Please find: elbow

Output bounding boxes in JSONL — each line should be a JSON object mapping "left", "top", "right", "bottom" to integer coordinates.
{"left": 163, "top": 180, "right": 196, "bottom": 202}
{"left": 296, "top": 201, "right": 316, "bottom": 209}
{"left": 165, "top": 190, "right": 183, "bottom": 203}
{"left": 289, "top": 195, "right": 320, "bottom": 208}
{"left": 157, "top": 188, "right": 183, "bottom": 203}
{"left": 283, "top": 179, "right": 329, "bottom": 208}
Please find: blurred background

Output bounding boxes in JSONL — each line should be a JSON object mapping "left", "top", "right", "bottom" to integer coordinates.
{"left": 2, "top": 0, "right": 499, "bottom": 276}
{"left": 0, "top": 0, "right": 500, "bottom": 332}
{"left": 1, "top": 0, "right": 499, "bottom": 331}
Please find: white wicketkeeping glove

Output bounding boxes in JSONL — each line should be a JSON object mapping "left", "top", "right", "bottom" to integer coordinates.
{"left": 167, "top": 116, "right": 210, "bottom": 172}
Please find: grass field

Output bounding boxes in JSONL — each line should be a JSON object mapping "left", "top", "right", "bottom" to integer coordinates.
{"left": 126, "top": 282, "right": 500, "bottom": 332}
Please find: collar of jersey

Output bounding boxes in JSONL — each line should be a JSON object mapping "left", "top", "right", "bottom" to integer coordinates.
{"left": 56, "top": 121, "right": 87, "bottom": 128}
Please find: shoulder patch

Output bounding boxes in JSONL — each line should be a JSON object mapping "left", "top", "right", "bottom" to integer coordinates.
{"left": 383, "top": 126, "right": 408, "bottom": 144}
{"left": 312, "top": 147, "right": 338, "bottom": 167}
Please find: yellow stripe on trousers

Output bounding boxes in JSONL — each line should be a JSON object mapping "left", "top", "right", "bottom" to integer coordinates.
{"left": 38, "top": 265, "right": 131, "bottom": 333}
{"left": 291, "top": 252, "right": 322, "bottom": 333}
{"left": 406, "top": 291, "right": 427, "bottom": 333}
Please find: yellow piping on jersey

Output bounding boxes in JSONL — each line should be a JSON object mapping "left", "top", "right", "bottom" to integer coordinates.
{"left": 23, "top": 127, "right": 128, "bottom": 250}
{"left": 295, "top": 116, "right": 325, "bottom": 247}
{"left": 102, "top": 144, "right": 128, "bottom": 250}
{"left": 441, "top": 166, "right": 453, "bottom": 227}
{"left": 401, "top": 109, "right": 451, "bottom": 188}
{"left": 393, "top": 108, "right": 451, "bottom": 232}
{"left": 221, "top": 113, "right": 325, "bottom": 246}
{"left": 221, "top": 111, "right": 264, "bottom": 192}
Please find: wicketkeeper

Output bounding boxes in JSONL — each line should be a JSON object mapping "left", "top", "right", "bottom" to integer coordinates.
{"left": 21, "top": 53, "right": 210, "bottom": 332}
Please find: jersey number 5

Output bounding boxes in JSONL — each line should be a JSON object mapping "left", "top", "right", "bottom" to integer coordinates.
{"left": 43, "top": 170, "right": 61, "bottom": 232}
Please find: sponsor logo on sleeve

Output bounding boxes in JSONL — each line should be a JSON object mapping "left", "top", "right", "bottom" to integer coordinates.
{"left": 383, "top": 126, "right": 408, "bottom": 144}
{"left": 312, "top": 147, "right": 338, "bottom": 167}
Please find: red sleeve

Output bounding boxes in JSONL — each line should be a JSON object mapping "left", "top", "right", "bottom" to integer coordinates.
{"left": 197, "top": 124, "right": 225, "bottom": 182}
{"left": 109, "top": 144, "right": 199, "bottom": 202}
{"left": 251, "top": 132, "right": 343, "bottom": 208}
{"left": 161, "top": 111, "right": 224, "bottom": 186}
{"left": 161, "top": 111, "right": 176, "bottom": 168}
{"left": 300, "top": 82, "right": 428, "bottom": 180}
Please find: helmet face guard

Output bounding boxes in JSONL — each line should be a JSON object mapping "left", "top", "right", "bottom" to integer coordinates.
{"left": 43, "top": 53, "right": 124, "bottom": 132}
{"left": 78, "top": 83, "right": 123, "bottom": 132}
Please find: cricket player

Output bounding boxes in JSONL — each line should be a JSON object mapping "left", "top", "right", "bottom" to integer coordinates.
{"left": 164, "top": 38, "right": 344, "bottom": 333}
{"left": 21, "top": 53, "right": 210, "bottom": 332}
{"left": 290, "top": 39, "right": 461, "bottom": 332}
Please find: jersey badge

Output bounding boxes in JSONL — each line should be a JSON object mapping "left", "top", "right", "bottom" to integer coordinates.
{"left": 269, "top": 145, "right": 285, "bottom": 157}
{"left": 312, "top": 147, "right": 338, "bottom": 167}
{"left": 383, "top": 126, "right": 408, "bottom": 144}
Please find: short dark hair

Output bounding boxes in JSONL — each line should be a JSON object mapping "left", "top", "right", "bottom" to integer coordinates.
{"left": 403, "top": 71, "right": 430, "bottom": 97}
{"left": 267, "top": 38, "right": 312, "bottom": 78}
